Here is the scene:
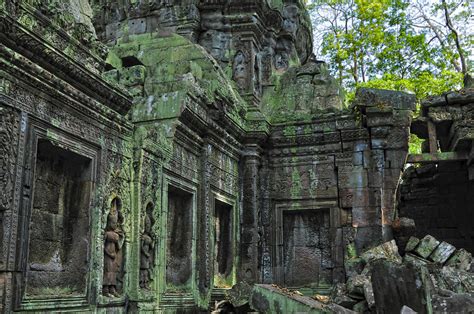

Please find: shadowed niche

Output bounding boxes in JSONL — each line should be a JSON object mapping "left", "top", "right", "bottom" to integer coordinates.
{"left": 26, "top": 139, "right": 92, "bottom": 298}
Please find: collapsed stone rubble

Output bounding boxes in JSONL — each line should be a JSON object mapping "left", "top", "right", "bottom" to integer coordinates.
{"left": 330, "top": 236, "right": 473, "bottom": 313}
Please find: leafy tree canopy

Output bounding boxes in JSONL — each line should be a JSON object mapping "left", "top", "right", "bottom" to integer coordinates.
{"left": 306, "top": 0, "right": 472, "bottom": 101}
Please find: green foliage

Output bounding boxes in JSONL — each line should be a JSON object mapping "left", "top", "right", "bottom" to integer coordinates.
{"left": 306, "top": 0, "right": 469, "bottom": 153}
{"left": 307, "top": 0, "right": 471, "bottom": 89}
{"left": 409, "top": 133, "right": 423, "bottom": 155}
{"left": 355, "top": 70, "right": 463, "bottom": 101}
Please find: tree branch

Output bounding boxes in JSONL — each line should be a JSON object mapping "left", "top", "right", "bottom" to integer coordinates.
{"left": 442, "top": 0, "right": 467, "bottom": 75}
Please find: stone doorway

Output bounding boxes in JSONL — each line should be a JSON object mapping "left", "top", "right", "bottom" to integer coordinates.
{"left": 26, "top": 139, "right": 92, "bottom": 298}
{"left": 214, "top": 199, "right": 233, "bottom": 288}
{"left": 282, "top": 209, "right": 332, "bottom": 287}
{"left": 166, "top": 185, "right": 193, "bottom": 290}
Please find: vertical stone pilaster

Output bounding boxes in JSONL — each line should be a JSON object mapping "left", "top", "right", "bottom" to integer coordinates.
{"left": 198, "top": 140, "right": 212, "bottom": 300}
{"left": 239, "top": 145, "right": 261, "bottom": 283}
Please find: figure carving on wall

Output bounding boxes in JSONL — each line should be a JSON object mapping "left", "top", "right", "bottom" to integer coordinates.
{"left": 260, "top": 40, "right": 275, "bottom": 84}
{"left": 140, "top": 206, "right": 155, "bottom": 290}
{"left": 232, "top": 51, "right": 247, "bottom": 90}
{"left": 103, "top": 197, "right": 125, "bottom": 297}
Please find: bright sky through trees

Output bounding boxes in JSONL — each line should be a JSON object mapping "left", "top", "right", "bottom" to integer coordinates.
{"left": 306, "top": 0, "right": 473, "bottom": 97}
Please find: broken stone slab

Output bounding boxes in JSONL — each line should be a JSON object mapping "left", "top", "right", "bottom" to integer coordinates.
{"left": 431, "top": 291, "right": 474, "bottom": 313}
{"left": 363, "top": 280, "right": 375, "bottom": 308}
{"left": 226, "top": 281, "right": 253, "bottom": 307}
{"left": 331, "top": 283, "right": 359, "bottom": 309}
{"left": 360, "top": 240, "right": 402, "bottom": 264}
{"left": 428, "top": 241, "right": 456, "bottom": 264}
{"left": 371, "top": 259, "right": 432, "bottom": 314}
{"left": 430, "top": 266, "right": 474, "bottom": 293}
{"left": 346, "top": 275, "right": 369, "bottom": 299}
{"left": 404, "top": 253, "right": 431, "bottom": 268}
{"left": 250, "top": 284, "right": 355, "bottom": 313}
{"left": 446, "top": 249, "right": 473, "bottom": 271}
{"left": 404, "top": 236, "right": 420, "bottom": 253}
{"left": 413, "top": 235, "right": 440, "bottom": 259}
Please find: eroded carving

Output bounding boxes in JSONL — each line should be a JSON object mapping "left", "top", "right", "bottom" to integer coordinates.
{"left": 103, "top": 197, "right": 125, "bottom": 298}
{"left": 140, "top": 203, "right": 155, "bottom": 290}
{"left": 0, "top": 105, "right": 18, "bottom": 211}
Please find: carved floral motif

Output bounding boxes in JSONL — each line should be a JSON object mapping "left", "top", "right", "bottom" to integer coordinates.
{"left": 0, "top": 105, "right": 18, "bottom": 210}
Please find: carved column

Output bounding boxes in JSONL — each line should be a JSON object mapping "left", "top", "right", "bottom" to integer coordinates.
{"left": 198, "top": 140, "right": 212, "bottom": 297}
{"left": 239, "top": 145, "right": 261, "bottom": 283}
{"left": 259, "top": 157, "right": 273, "bottom": 283}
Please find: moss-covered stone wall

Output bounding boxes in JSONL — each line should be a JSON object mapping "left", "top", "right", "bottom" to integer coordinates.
{"left": 0, "top": 1, "right": 418, "bottom": 312}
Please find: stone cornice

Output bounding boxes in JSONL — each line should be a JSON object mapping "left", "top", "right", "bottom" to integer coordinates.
{"left": 0, "top": 45, "right": 132, "bottom": 134}
{"left": 0, "top": 11, "right": 132, "bottom": 115}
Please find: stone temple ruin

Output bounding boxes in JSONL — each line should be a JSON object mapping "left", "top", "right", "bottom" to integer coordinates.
{"left": 0, "top": 1, "right": 473, "bottom": 313}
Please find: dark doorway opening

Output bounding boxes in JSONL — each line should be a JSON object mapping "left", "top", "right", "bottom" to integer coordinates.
{"left": 166, "top": 186, "right": 193, "bottom": 289}
{"left": 214, "top": 199, "right": 233, "bottom": 287}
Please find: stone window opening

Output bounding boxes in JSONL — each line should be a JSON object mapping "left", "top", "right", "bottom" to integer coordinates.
{"left": 26, "top": 139, "right": 92, "bottom": 298}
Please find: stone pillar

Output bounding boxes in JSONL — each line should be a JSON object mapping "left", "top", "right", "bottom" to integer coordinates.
{"left": 352, "top": 88, "right": 415, "bottom": 253}
{"left": 259, "top": 157, "right": 272, "bottom": 283}
{"left": 198, "top": 140, "right": 212, "bottom": 296}
{"left": 239, "top": 145, "right": 261, "bottom": 283}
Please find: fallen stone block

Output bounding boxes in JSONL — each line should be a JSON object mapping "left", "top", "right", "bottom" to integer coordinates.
{"left": 363, "top": 280, "right": 375, "bottom": 308}
{"left": 404, "top": 236, "right": 420, "bottom": 253}
{"left": 429, "top": 241, "right": 456, "bottom": 264}
{"left": 226, "top": 281, "right": 253, "bottom": 307}
{"left": 414, "top": 235, "right": 440, "bottom": 259}
{"left": 431, "top": 291, "right": 474, "bottom": 313}
{"left": 346, "top": 275, "right": 369, "bottom": 299}
{"left": 360, "top": 240, "right": 402, "bottom": 264}
{"left": 446, "top": 249, "right": 473, "bottom": 271}
{"left": 430, "top": 266, "right": 474, "bottom": 293}
{"left": 250, "top": 284, "right": 356, "bottom": 313}
{"left": 404, "top": 253, "right": 430, "bottom": 268}
{"left": 371, "top": 259, "right": 431, "bottom": 314}
{"left": 331, "top": 283, "right": 359, "bottom": 309}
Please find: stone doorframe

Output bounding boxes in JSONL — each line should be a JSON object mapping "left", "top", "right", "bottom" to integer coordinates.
{"left": 210, "top": 192, "right": 238, "bottom": 291}
{"left": 14, "top": 118, "right": 99, "bottom": 311}
{"left": 160, "top": 173, "right": 198, "bottom": 299}
{"left": 271, "top": 199, "right": 343, "bottom": 287}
